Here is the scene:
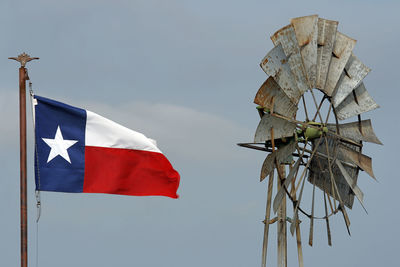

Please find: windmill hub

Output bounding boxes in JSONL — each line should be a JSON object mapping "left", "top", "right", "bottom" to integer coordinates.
{"left": 301, "top": 122, "right": 328, "bottom": 140}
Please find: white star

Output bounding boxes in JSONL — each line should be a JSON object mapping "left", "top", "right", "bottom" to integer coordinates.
{"left": 42, "top": 126, "right": 78, "bottom": 163}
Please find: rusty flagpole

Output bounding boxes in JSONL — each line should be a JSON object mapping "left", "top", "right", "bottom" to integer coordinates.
{"left": 9, "top": 53, "right": 39, "bottom": 267}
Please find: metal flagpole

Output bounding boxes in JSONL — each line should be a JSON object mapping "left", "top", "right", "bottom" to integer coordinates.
{"left": 9, "top": 53, "right": 39, "bottom": 267}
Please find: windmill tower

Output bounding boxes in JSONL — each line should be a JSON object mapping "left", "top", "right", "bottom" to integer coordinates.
{"left": 238, "top": 15, "right": 382, "bottom": 267}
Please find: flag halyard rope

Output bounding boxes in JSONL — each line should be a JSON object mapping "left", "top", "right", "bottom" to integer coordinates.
{"left": 28, "top": 76, "right": 41, "bottom": 267}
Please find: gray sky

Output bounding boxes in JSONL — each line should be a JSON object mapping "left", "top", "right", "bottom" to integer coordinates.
{"left": 1, "top": 0, "right": 399, "bottom": 266}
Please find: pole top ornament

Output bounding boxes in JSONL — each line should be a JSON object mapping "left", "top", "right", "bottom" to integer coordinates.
{"left": 9, "top": 52, "right": 39, "bottom": 67}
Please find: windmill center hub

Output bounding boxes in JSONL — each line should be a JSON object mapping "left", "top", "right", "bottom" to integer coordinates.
{"left": 299, "top": 122, "right": 328, "bottom": 140}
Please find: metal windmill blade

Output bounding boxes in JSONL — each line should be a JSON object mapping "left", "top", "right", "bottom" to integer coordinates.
{"left": 316, "top": 18, "right": 338, "bottom": 90}
{"left": 238, "top": 15, "right": 382, "bottom": 267}
{"left": 254, "top": 77, "right": 298, "bottom": 119}
{"left": 260, "top": 44, "right": 302, "bottom": 104}
{"left": 323, "top": 32, "right": 356, "bottom": 96}
{"left": 307, "top": 136, "right": 362, "bottom": 210}
{"left": 291, "top": 15, "right": 318, "bottom": 88}
{"left": 327, "top": 120, "right": 382, "bottom": 145}
{"left": 331, "top": 54, "right": 371, "bottom": 108}
{"left": 271, "top": 24, "right": 310, "bottom": 93}
{"left": 335, "top": 82, "right": 379, "bottom": 120}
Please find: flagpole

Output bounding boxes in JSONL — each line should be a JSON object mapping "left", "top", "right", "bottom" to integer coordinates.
{"left": 9, "top": 53, "right": 39, "bottom": 267}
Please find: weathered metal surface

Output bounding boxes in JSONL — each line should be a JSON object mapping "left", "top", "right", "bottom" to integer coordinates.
{"left": 336, "top": 82, "right": 379, "bottom": 120}
{"left": 273, "top": 158, "right": 300, "bottom": 213}
{"left": 316, "top": 18, "right": 338, "bottom": 90}
{"left": 332, "top": 54, "right": 371, "bottom": 107}
{"left": 260, "top": 44, "right": 301, "bottom": 104}
{"left": 290, "top": 171, "right": 306, "bottom": 235}
{"left": 323, "top": 191, "right": 332, "bottom": 246}
{"left": 336, "top": 159, "right": 365, "bottom": 208}
{"left": 309, "top": 180, "right": 315, "bottom": 246}
{"left": 260, "top": 142, "right": 296, "bottom": 182}
{"left": 324, "top": 32, "right": 356, "bottom": 96}
{"left": 262, "top": 172, "right": 274, "bottom": 267}
{"left": 339, "top": 145, "right": 375, "bottom": 179}
{"left": 308, "top": 137, "right": 358, "bottom": 208}
{"left": 291, "top": 15, "right": 318, "bottom": 89}
{"left": 276, "top": 165, "right": 287, "bottom": 267}
{"left": 327, "top": 119, "right": 382, "bottom": 145}
{"left": 271, "top": 25, "right": 309, "bottom": 94}
{"left": 295, "top": 219, "right": 304, "bottom": 267}
{"left": 276, "top": 142, "right": 296, "bottom": 164}
{"left": 261, "top": 153, "right": 275, "bottom": 182}
{"left": 254, "top": 77, "right": 298, "bottom": 119}
{"left": 339, "top": 198, "right": 351, "bottom": 235}
{"left": 9, "top": 52, "right": 39, "bottom": 67}
{"left": 289, "top": 135, "right": 322, "bottom": 237}
{"left": 254, "top": 113, "right": 296, "bottom": 143}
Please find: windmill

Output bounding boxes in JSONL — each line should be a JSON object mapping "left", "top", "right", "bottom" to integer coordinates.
{"left": 238, "top": 15, "right": 382, "bottom": 267}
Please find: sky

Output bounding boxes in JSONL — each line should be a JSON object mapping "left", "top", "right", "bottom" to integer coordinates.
{"left": 1, "top": 0, "right": 399, "bottom": 266}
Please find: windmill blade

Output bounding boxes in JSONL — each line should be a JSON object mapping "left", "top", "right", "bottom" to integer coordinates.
{"left": 316, "top": 18, "right": 338, "bottom": 90}
{"left": 254, "top": 77, "right": 298, "bottom": 119}
{"left": 324, "top": 32, "right": 357, "bottom": 96}
{"left": 308, "top": 137, "right": 358, "bottom": 208}
{"left": 332, "top": 54, "right": 371, "bottom": 108}
{"left": 260, "top": 141, "right": 296, "bottom": 182}
{"left": 260, "top": 153, "right": 275, "bottom": 182}
{"left": 339, "top": 145, "right": 376, "bottom": 179}
{"left": 273, "top": 158, "right": 301, "bottom": 213}
{"left": 336, "top": 82, "right": 379, "bottom": 120}
{"left": 254, "top": 113, "right": 296, "bottom": 143}
{"left": 291, "top": 14, "right": 318, "bottom": 88}
{"left": 336, "top": 159, "right": 367, "bottom": 211}
{"left": 276, "top": 141, "right": 296, "bottom": 165}
{"left": 271, "top": 25, "right": 309, "bottom": 93}
{"left": 327, "top": 119, "right": 382, "bottom": 145}
{"left": 260, "top": 44, "right": 302, "bottom": 104}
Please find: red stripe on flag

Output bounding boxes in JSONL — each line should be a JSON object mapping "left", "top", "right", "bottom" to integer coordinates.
{"left": 83, "top": 146, "right": 180, "bottom": 198}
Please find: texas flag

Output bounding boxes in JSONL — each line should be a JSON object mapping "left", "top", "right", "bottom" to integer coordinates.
{"left": 33, "top": 95, "right": 180, "bottom": 198}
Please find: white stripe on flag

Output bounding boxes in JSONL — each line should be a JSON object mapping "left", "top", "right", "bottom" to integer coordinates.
{"left": 85, "top": 110, "right": 161, "bottom": 153}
